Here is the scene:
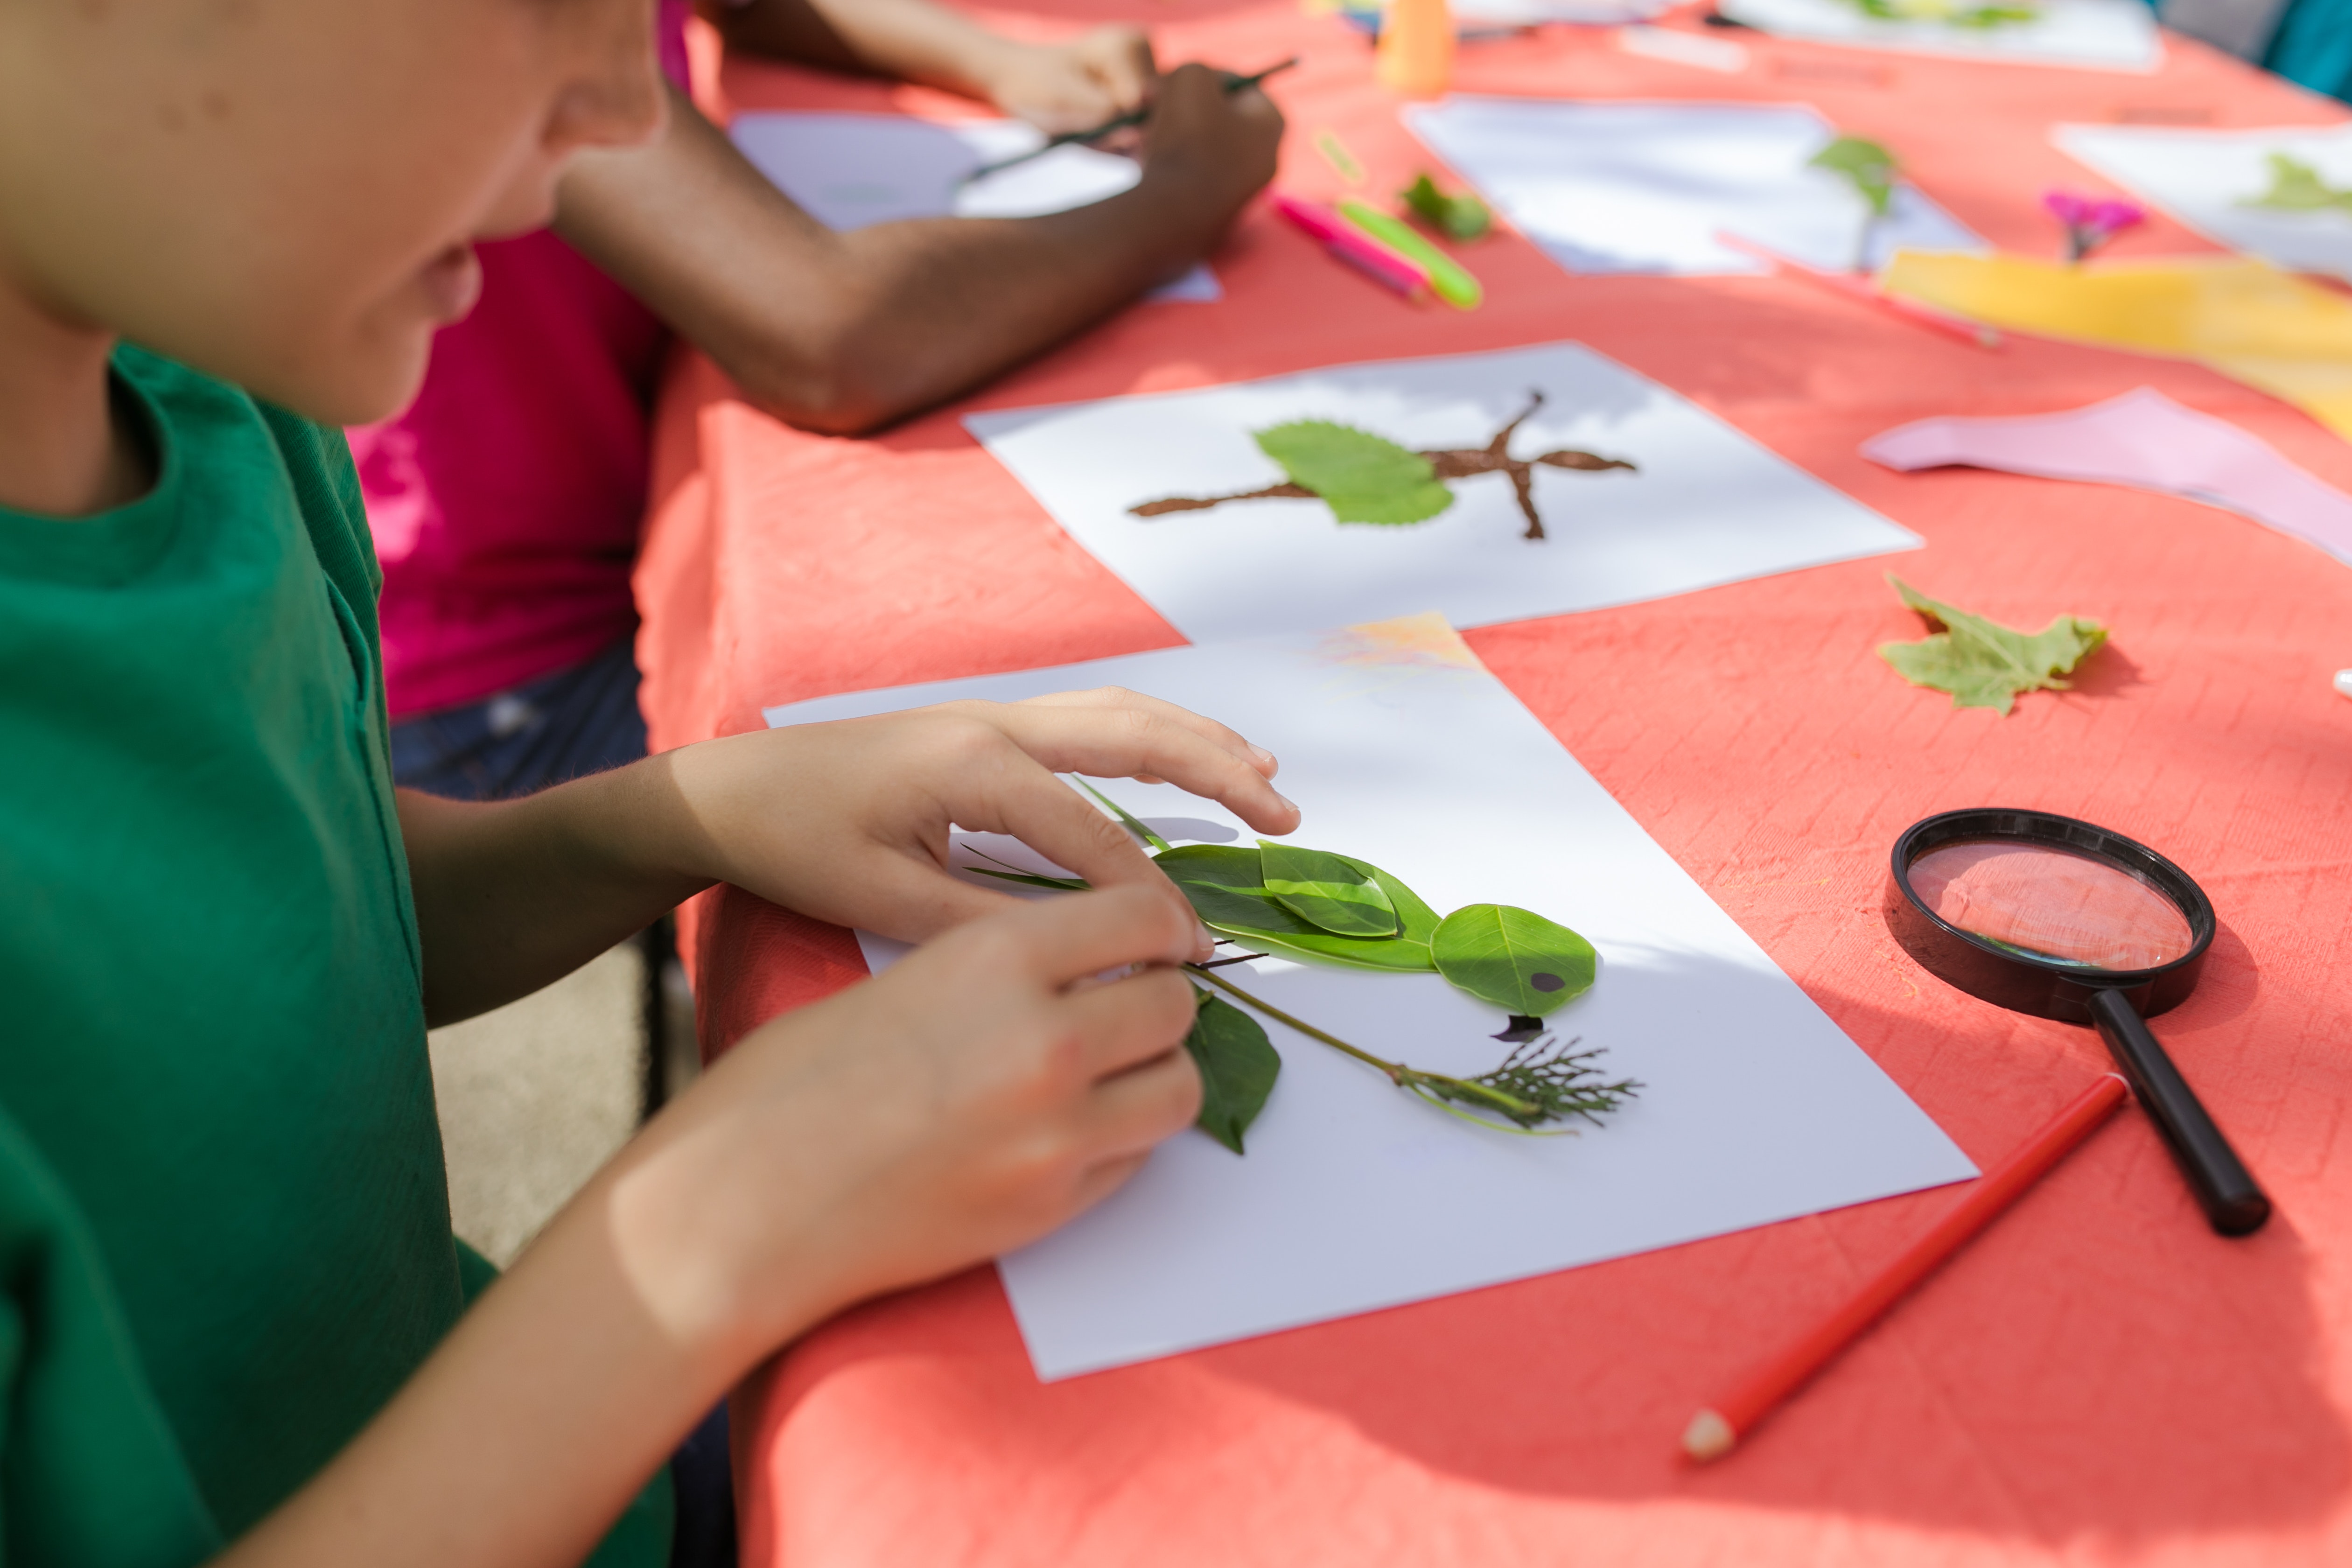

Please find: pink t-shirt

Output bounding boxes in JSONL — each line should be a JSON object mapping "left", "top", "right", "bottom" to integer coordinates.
{"left": 352, "top": 3, "right": 693, "bottom": 719}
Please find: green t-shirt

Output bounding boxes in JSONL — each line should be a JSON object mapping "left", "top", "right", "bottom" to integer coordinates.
{"left": 0, "top": 347, "right": 668, "bottom": 1564}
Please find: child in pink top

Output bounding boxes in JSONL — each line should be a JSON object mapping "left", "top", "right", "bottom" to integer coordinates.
{"left": 362, "top": 0, "right": 1281, "bottom": 800}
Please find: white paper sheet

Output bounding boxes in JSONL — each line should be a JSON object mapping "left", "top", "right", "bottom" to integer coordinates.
{"left": 763, "top": 616, "right": 1976, "bottom": 1380}
{"left": 960, "top": 341, "right": 1921, "bottom": 644}
{"left": 1864, "top": 387, "right": 2352, "bottom": 567}
{"left": 1718, "top": 0, "right": 2160, "bottom": 70}
{"left": 1405, "top": 98, "right": 1985, "bottom": 276}
{"left": 728, "top": 111, "right": 1218, "bottom": 302}
{"left": 2054, "top": 123, "right": 2352, "bottom": 283}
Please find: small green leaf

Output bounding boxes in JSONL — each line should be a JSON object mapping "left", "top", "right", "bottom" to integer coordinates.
{"left": 1183, "top": 987, "right": 1281, "bottom": 1154}
{"left": 1257, "top": 840, "right": 1400, "bottom": 937}
{"left": 1155, "top": 844, "right": 1440, "bottom": 973}
{"left": 1877, "top": 575, "right": 2107, "bottom": 716}
{"left": 1432, "top": 904, "right": 1598, "bottom": 1017}
{"left": 1253, "top": 421, "right": 1454, "bottom": 526}
{"left": 1810, "top": 135, "right": 1897, "bottom": 217}
{"left": 1401, "top": 173, "right": 1493, "bottom": 241}
{"left": 2242, "top": 152, "right": 2352, "bottom": 214}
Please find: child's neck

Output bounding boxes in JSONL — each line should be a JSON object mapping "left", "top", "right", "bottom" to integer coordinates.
{"left": 0, "top": 272, "right": 152, "bottom": 518}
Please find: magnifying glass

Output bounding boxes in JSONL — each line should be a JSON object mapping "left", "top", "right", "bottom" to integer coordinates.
{"left": 1883, "top": 808, "right": 2269, "bottom": 1237}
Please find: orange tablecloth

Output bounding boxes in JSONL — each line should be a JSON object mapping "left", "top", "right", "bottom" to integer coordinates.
{"left": 637, "top": 7, "right": 2352, "bottom": 1562}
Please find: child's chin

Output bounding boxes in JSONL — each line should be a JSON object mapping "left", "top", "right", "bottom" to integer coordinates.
{"left": 252, "top": 338, "right": 435, "bottom": 431}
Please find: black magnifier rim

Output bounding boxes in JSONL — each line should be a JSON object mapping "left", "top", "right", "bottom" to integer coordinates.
{"left": 1885, "top": 808, "right": 2215, "bottom": 1024}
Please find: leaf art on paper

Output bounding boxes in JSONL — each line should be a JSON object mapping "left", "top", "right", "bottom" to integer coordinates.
{"left": 967, "top": 781, "right": 1637, "bottom": 1153}
{"left": 2241, "top": 153, "right": 2352, "bottom": 217}
{"left": 1844, "top": 0, "right": 2037, "bottom": 27}
{"left": 1876, "top": 575, "right": 2107, "bottom": 715}
{"left": 1127, "top": 391, "right": 1635, "bottom": 542}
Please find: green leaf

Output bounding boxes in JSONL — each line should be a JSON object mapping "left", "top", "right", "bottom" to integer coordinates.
{"left": 1401, "top": 173, "right": 1492, "bottom": 241}
{"left": 1155, "top": 844, "right": 1440, "bottom": 973}
{"left": 1183, "top": 987, "right": 1282, "bottom": 1154}
{"left": 1257, "top": 840, "right": 1399, "bottom": 937}
{"left": 1074, "top": 777, "right": 1171, "bottom": 853}
{"left": 1809, "top": 135, "right": 1897, "bottom": 217}
{"left": 2242, "top": 152, "right": 2352, "bottom": 214}
{"left": 1253, "top": 421, "right": 1454, "bottom": 526}
{"left": 1431, "top": 904, "right": 1598, "bottom": 1016}
{"left": 1876, "top": 575, "right": 2107, "bottom": 716}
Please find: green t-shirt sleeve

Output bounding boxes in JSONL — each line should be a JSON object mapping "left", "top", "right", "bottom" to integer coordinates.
{"left": 0, "top": 1106, "right": 220, "bottom": 1568}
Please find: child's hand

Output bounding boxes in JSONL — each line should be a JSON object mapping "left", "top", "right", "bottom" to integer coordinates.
{"left": 982, "top": 26, "right": 1156, "bottom": 136}
{"left": 1134, "top": 61, "right": 1285, "bottom": 212}
{"left": 606, "top": 883, "right": 1206, "bottom": 1354}
{"left": 650, "top": 686, "right": 1298, "bottom": 952}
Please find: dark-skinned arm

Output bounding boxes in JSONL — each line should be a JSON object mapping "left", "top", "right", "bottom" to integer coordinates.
{"left": 552, "top": 64, "right": 1281, "bottom": 435}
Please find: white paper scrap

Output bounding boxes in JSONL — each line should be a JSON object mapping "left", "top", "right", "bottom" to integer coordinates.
{"left": 1405, "top": 98, "right": 1984, "bottom": 276}
{"left": 1619, "top": 23, "right": 1752, "bottom": 72}
{"left": 2054, "top": 123, "right": 2352, "bottom": 285}
{"left": 729, "top": 111, "right": 1217, "bottom": 303}
{"left": 960, "top": 341, "right": 1921, "bottom": 644}
{"left": 1718, "top": 0, "right": 2160, "bottom": 70}
{"left": 763, "top": 615, "right": 1977, "bottom": 1380}
{"left": 1863, "top": 387, "right": 2352, "bottom": 567}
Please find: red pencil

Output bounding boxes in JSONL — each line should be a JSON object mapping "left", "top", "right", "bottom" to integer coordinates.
{"left": 1681, "top": 1072, "right": 2130, "bottom": 1463}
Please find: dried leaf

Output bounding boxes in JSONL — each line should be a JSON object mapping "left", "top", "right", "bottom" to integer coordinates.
{"left": 1431, "top": 904, "right": 1598, "bottom": 1017}
{"left": 1877, "top": 575, "right": 2107, "bottom": 716}
{"left": 1253, "top": 421, "right": 1454, "bottom": 525}
{"left": 1156, "top": 844, "right": 1439, "bottom": 973}
{"left": 1258, "top": 840, "right": 1400, "bottom": 937}
{"left": 1184, "top": 987, "right": 1281, "bottom": 1153}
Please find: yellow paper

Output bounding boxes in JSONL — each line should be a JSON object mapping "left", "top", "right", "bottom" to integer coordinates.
{"left": 1883, "top": 252, "right": 2352, "bottom": 443}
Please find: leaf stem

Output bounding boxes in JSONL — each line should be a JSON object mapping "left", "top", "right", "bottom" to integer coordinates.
{"left": 1073, "top": 777, "right": 1173, "bottom": 854}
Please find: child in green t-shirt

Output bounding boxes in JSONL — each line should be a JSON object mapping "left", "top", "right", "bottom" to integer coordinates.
{"left": 0, "top": 4, "right": 1297, "bottom": 1564}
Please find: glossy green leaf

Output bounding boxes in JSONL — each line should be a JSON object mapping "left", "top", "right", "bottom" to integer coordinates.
{"left": 1183, "top": 987, "right": 1282, "bottom": 1154}
{"left": 1253, "top": 421, "right": 1454, "bottom": 525}
{"left": 1154, "top": 844, "right": 1440, "bottom": 973}
{"left": 1877, "top": 575, "right": 2107, "bottom": 716}
{"left": 1431, "top": 904, "right": 1597, "bottom": 1017}
{"left": 1809, "top": 135, "right": 1897, "bottom": 217}
{"left": 1258, "top": 840, "right": 1399, "bottom": 937}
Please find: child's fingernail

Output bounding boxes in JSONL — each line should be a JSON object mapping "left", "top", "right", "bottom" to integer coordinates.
{"left": 1249, "top": 743, "right": 1278, "bottom": 773}
{"left": 1193, "top": 921, "right": 1217, "bottom": 958}
{"left": 1275, "top": 791, "right": 1298, "bottom": 816}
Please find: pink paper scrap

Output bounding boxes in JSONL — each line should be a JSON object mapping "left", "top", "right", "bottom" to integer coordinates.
{"left": 1862, "top": 388, "right": 2352, "bottom": 569}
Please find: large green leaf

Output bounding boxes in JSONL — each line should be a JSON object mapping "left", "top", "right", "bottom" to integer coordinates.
{"left": 1183, "top": 987, "right": 1281, "bottom": 1154}
{"left": 1258, "top": 840, "right": 1399, "bottom": 937}
{"left": 1253, "top": 421, "right": 1454, "bottom": 526}
{"left": 1155, "top": 844, "right": 1440, "bottom": 973}
{"left": 1431, "top": 904, "right": 1598, "bottom": 1016}
{"left": 1877, "top": 576, "right": 2107, "bottom": 716}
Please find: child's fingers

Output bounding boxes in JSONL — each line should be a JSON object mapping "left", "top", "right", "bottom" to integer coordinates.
{"left": 1078, "top": 1042, "right": 1205, "bottom": 1160}
{"left": 982, "top": 697, "right": 1299, "bottom": 837}
{"left": 1083, "top": 26, "right": 1156, "bottom": 109}
{"left": 1056, "top": 964, "right": 1199, "bottom": 1076}
{"left": 960, "top": 759, "right": 1207, "bottom": 926}
{"left": 1011, "top": 686, "right": 1281, "bottom": 779}
{"left": 988, "top": 883, "right": 1203, "bottom": 992}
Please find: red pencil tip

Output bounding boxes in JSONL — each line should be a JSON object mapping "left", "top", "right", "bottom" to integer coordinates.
{"left": 1682, "top": 1408, "right": 1736, "bottom": 1463}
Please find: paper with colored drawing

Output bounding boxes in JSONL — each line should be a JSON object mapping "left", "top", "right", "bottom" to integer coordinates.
{"left": 1403, "top": 99, "right": 1983, "bottom": 276}
{"left": 960, "top": 342, "right": 1920, "bottom": 644}
{"left": 2054, "top": 123, "right": 2352, "bottom": 283}
{"left": 728, "top": 111, "right": 1218, "bottom": 302}
{"left": 1864, "top": 388, "right": 2352, "bottom": 567}
{"left": 1718, "top": 0, "right": 2159, "bottom": 69}
{"left": 763, "top": 616, "right": 1976, "bottom": 1380}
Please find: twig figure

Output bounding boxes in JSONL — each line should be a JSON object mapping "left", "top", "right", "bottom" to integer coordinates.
{"left": 1129, "top": 392, "right": 1635, "bottom": 541}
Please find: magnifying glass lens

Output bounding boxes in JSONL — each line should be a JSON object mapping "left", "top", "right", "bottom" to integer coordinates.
{"left": 1906, "top": 840, "right": 2195, "bottom": 972}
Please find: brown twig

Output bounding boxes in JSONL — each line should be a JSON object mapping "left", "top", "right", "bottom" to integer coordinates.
{"left": 1127, "top": 392, "right": 1636, "bottom": 541}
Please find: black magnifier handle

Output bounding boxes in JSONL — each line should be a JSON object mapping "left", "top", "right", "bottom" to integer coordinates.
{"left": 2088, "top": 989, "right": 2270, "bottom": 1236}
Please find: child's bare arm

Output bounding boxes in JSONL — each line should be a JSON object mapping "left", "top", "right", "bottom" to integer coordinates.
{"left": 216, "top": 883, "right": 1203, "bottom": 1568}
{"left": 397, "top": 686, "right": 1298, "bottom": 1027}
{"left": 553, "top": 63, "right": 1281, "bottom": 435}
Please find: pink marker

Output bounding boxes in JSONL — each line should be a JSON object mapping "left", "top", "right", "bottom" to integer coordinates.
{"left": 1273, "top": 193, "right": 1431, "bottom": 301}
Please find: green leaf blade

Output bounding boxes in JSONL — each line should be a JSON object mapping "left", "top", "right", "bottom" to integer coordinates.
{"left": 1810, "top": 135, "right": 1897, "bottom": 217}
{"left": 1879, "top": 576, "right": 2107, "bottom": 716}
{"left": 1253, "top": 420, "right": 1454, "bottom": 526}
{"left": 1183, "top": 988, "right": 1281, "bottom": 1154}
{"left": 1257, "top": 840, "right": 1399, "bottom": 937}
{"left": 1157, "top": 844, "right": 1440, "bottom": 973}
{"left": 1431, "top": 904, "right": 1598, "bottom": 1016}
